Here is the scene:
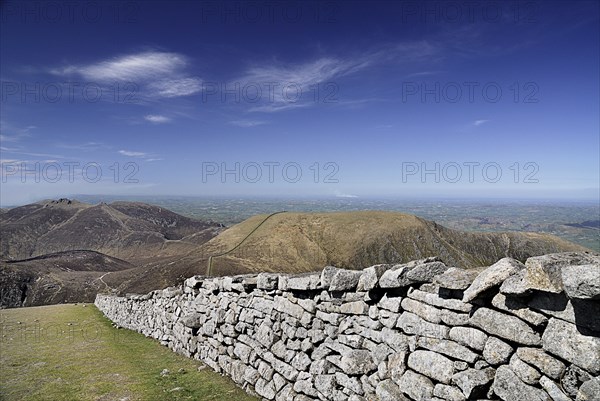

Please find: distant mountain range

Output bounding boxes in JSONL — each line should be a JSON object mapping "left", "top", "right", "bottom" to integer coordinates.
{"left": 0, "top": 199, "right": 594, "bottom": 308}
{"left": 564, "top": 220, "right": 600, "bottom": 230}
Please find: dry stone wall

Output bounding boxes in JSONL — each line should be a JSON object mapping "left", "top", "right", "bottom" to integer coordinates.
{"left": 95, "top": 252, "right": 600, "bottom": 401}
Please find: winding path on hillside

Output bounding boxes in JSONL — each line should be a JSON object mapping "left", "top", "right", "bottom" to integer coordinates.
{"left": 206, "top": 211, "right": 287, "bottom": 276}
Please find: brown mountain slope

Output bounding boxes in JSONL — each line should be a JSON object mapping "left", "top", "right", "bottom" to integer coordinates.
{"left": 0, "top": 198, "right": 224, "bottom": 263}
{"left": 198, "top": 211, "right": 592, "bottom": 275}
{"left": 0, "top": 199, "right": 225, "bottom": 307}
{"left": 0, "top": 250, "right": 135, "bottom": 307}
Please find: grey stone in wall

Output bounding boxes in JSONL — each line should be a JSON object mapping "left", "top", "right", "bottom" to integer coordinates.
{"left": 470, "top": 307, "right": 541, "bottom": 346}
{"left": 449, "top": 326, "right": 488, "bottom": 351}
{"left": 492, "top": 365, "right": 551, "bottom": 401}
{"left": 491, "top": 293, "right": 548, "bottom": 327}
{"left": 562, "top": 365, "right": 593, "bottom": 399}
{"left": 397, "top": 312, "right": 450, "bottom": 339}
{"left": 483, "top": 336, "right": 514, "bottom": 366}
{"left": 576, "top": 376, "right": 600, "bottom": 401}
{"left": 539, "top": 376, "right": 571, "bottom": 401}
{"left": 542, "top": 318, "right": 600, "bottom": 375}
{"left": 378, "top": 294, "right": 402, "bottom": 313}
{"left": 408, "top": 288, "right": 472, "bottom": 313}
{"left": 357, "top": 264, "right": 389, "bottom": 292}
{"left": 499, "top": 269, "right": 530, "bottom": 297}
{"left": 375, "top": 379, "right": 409, "bottom": 401}
{"left": 416, "top": 337, "right": 479, "bottom": 364}
{"left": 516, "top": 348, "right": 566, "bottom": 380}
{"left": 452, "top": 367, "right": 495, "bottom": 399}
{"left": 433, "top": 383, "right": 467, "bottom": 401}
{"left": 286, "top": 273, "right": 320, "bottom": 291}
{"left": 509, "top": 354, "right": 542, "bottom": 385}
{"left": 379, "top": 264, "right": 414, "bottom": 289}
{"left": 407, "top": 350, "right": 455, "bottom": 384}
{"left": 561, "top": 264, "right": 600, "bottom": 300}
{"left": 257, "top": 273, "right": 279, "bottom": 290}
{"left": 401, "top": 298, "right": 443, "bottom": 324}
{"left": 329, "top": 269, "right": 363, "bottom": 292}
{"left": 405, "top": 261, "right": 449, "bottom": 283}
{"left": 339, "top": 349, "right": 376, "bottom": 375}
{"left": 398, "top": 369, "right": 435, "bottom": 401}
{"left": 524, "top": 252, "right": 599, "bottom": 294}
{"left": 463, "top": 258, "right": 524, "bottom": 302}
{"left": 434, "top": 267, "right": 480, "bottom": 290}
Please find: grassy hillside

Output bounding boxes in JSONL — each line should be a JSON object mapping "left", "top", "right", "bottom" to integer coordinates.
{"left": 199, "top": 211, "right": 591, "bottom": 274}
{"left": 0, "top": 304, "right": 258, "bottom": 401}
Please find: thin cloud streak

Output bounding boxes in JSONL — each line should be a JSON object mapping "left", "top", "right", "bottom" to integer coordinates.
{"left": 51, "top": 51, "right": 202, "bottom": 99}
{"left": 229, "top": 120, "right": 268, "bottom": 127}
{"left": 118, "top": 150, "right": 147, "bottom": 157}
{"left": 237, "top": 41, "right": 440, "bottom": 113}
{"left": 144, "top": 115, "right": 171, "bottom": 123}
{"left": 53, "top": 52, "right": 187, "bottom": 82}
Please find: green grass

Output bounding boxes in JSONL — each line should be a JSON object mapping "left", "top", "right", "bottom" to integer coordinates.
{"left": 0, "top": 304, "right": 258, "bottom": 401}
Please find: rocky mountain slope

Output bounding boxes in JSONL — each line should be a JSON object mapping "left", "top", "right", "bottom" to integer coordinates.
{"left": 0, "top": 199, "right": 224, "bottom": 307}
{"left": 0, "top": 250, "right": 134, "bottom": 307}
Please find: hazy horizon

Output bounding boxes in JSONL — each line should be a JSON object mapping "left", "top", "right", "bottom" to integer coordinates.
{"left": 3, "top": 193, "right": 600, "bottom": 209}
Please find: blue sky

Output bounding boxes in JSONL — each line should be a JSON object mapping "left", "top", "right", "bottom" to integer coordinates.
{"left": 1, "top": 0, "right": 598, "bottom": 206}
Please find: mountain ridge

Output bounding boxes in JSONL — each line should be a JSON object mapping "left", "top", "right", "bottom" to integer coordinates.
{"left": 1, "top": 200, "right": 595, "bottom": 308}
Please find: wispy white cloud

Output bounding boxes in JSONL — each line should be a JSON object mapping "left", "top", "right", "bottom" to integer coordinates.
{"left": 0, "top": 148, "right": 64, "bottom": 159}
{"left": 473, "top": 119, "right": 489, "bottom": 126}
{"left": 51, "top": 51, "right": 202, "bottom": 99}
{"left": 247, "top": 103, "right": 312, "bottom": 113}
{"left": 0, "top": 123, "right": 36, "bottom": 142}
{"left": 241, "top": 57, "right": 366, "bottom": 90}
{"left": 118, "top": 150, "right": 162, "bottom": 162}
{"left": 238, "top": 57, "right": 370, "bottom": 112}
{"left": 56, "top": 142, "right": 109, "bottom": 151}
{"left": 53, "top": 52, "right": 187, "bottom": 82}
{"left": 0, "top": 158, "right": 24, "bottom": 164}
{"left": 144, "top": 114, "right": 171, "bottom": 124}
{"left": 237, "top": 41, "right": 439, "bottom": 113}
{"left": 405, "top": 70, "right": 445, "bottom": 78}
{"left": 118, "top": 150, "right": 147, "bottom": 157}
{"left": 229, "top": 120, "right": 267, "bottom": 127}
{"left": 148, "top": 78, "right": 202, "bottom": 98}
